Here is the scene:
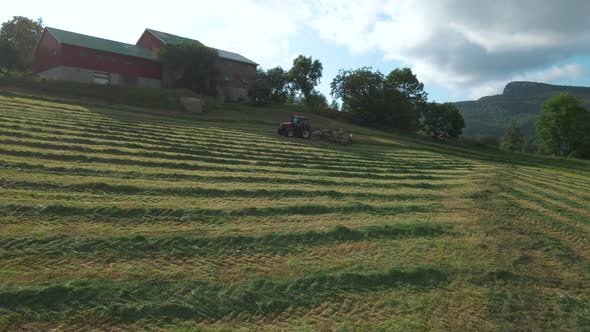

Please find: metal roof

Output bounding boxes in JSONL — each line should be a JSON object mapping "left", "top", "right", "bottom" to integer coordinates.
{"left": 145, "top": 28, "right": 258, "bottom": 66}
{"left": 216, "top": 49, "right": 258, "bottom": 66}
{"left": 46, "top": 27, "right": 155, "bottom": 60}
{"left": 44, "top": 27, "right": 257, "bottom": 66}
{"left": 145, "top": 28, "right": 204, "bottom": 47}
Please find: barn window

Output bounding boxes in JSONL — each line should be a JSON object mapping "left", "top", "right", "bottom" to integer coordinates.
{"left": 111, "top": 57, "right": 117, "bottom": 63}
{"left": 80, "top": 50, "right": 87, "bottom": 57}
{"left": 93, "top": 71, "right": 110, "bottom": 85}
{"left": 96, "top": 55, "right": 103, "bottom": 61}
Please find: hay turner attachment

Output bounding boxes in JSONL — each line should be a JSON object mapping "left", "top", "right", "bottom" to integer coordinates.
{"left": 278, "top": 114, "right": 352, "bottom": 144}
{"left": 312, "top": 128, "right": 352, "bottom": 144}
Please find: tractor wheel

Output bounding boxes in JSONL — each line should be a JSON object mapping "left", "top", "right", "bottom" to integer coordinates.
{"left": 287, "top": 129, "right": 294, "bottom": 137}
{"left": 301, "top": 129, "right": 311, "bottom": 139}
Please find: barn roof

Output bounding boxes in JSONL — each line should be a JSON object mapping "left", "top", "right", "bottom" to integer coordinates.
{"left": 46, "top": 27, "right": 155, "bottom": 60}
{"left": 145, "top": 28, "right": 258, "bottom": 66}
{"left": 43, "top": 27, "right": 258, "bottom": 66}
{"left": 145, "top": 28, "right": 205, "bottom": 47}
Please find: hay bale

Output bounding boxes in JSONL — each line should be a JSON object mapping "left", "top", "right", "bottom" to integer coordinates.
{"left": 180, "top": 97, "right": 203, "bottom": 113}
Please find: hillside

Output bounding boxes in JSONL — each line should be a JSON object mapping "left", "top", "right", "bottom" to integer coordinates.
{"left": 0, "top": 92, "right": 589, "bottom": 330}
{"left": 455, "top": 81, "right": 590, "bottom": 137}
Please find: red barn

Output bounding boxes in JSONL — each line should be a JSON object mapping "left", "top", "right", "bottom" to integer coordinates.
{"left": 137, "top": 29, "right": 258, "bottom": 101}
{"left": 35, "top": 27, "right": 163, "bottom": 88}
{"left": 34, "top": 27, "right": 258, "bottom": 101}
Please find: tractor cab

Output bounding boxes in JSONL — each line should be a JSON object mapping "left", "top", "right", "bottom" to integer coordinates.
{"left": 291, "top": 115, "right": 309, "bottom": 127}
{"left": 278, "top": 115, "right": 312, "bottom": 139}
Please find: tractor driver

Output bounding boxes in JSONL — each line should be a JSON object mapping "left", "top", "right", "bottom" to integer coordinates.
{"left": 293, "top": 116, "right": 300, "bottom": 126}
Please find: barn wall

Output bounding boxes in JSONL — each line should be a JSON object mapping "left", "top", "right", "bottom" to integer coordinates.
{"left": 34, "top": 30, "right": 62, "bottom": 73}
{"left": 60, "top": 45, "right": 163, "bottom": 80}
{"left": 218, "top": 87, "right": 249, "bottom": 103}
{"left": 216, "top": 58, "right": 257, "bottom": 88}
{"left": 216, "top": 58, "right": 257, "bottom": 102}
{"left": 38, "top": 66, "right": 161, "bottom": 88}
{"left": 136, "top": 77, "right": 161, "bottom": 88}
{"left": 138, "top": 30, "right": 257, "bottom": 101}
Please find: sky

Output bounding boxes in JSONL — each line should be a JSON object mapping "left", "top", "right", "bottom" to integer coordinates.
{"left": 3, "top": 0, "right": 590, "bottom": 102}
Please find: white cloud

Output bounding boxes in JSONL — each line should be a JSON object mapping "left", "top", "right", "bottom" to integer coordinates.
{"left": 299, "top": 0, "right": 590, "bottom": 98}
{"left": 519, "top": 63, "right": 587, "bottom": 82}
{"left": 467, "top": 63, "right": 589, "bottom": 99}
{"left": 184, "top": 1, "right": 310, "bottom": 68}
{"left": 308, "top": 0, "right": 383, "bottom": 54}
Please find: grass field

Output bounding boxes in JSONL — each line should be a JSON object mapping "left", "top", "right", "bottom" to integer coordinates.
{"left": 0, "top": 93, "right": 589, "bottom": 331}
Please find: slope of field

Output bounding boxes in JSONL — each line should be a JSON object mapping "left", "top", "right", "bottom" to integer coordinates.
{"left": 455, "top": 81, "right": 590, "bottom": 137}
{"left": 0, "top": 93, "right": 589, "bottom": 331}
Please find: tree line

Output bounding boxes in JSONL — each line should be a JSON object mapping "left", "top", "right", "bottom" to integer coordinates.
{"left": 251, "top": 59, "right": 465, "bottom": 139}
{"left": 248, "top": 55, "right": 324, "bottom": 107}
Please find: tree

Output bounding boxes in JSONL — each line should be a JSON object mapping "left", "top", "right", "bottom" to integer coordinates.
{"left": 329, "top": 99, "right": 340, "bottom": 111}
{"left": 0, "top": 16, "right": 43, "bottom": 71}
{"left": 386, "top": 68, "right": 428, "bottom": 105}
{"left": 501, "top": 122, "right": 525, "bottom": 152}
{"left": 266, "top": 67, "right": 290, "bottom": 103}
{"left": 288, "top": 55, "right": 323, "bottom": 103}
{"left": 331, "top": 67, "right": 387, "bottom": 124}
{"left": 156, "top": 43, "right": 219, "bottom": 95}
{"left": 0, "top": 39, "right": 20, "bottom": 75}
{"left": 385, "top": 68, "right": 428, "bottom": 131}
{"left": 536, "top": 93, "right": 590, "bottom": 157}
{"left": 248, "top": 69, "right": 272, "bottom": 105}
{"left": 422, "top": 103, "right": 465, "bottom": 138}
{"left": 331, "top": 67, "right": 426, "bottom": 131}
{"left": 248, "top": 67, "right": 291, "bottom": 105}
{"left": 306, "top": 91, "right": 329, "bottom": 111}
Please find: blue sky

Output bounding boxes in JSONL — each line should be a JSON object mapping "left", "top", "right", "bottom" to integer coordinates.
{"left": 3, "top": 0, "right": 590, "bottom": 102}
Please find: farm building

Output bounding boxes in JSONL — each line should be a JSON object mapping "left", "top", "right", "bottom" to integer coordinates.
{"left": 34, "top": 27, "right": 258, "bottom": 101}
{"left": 137, "top": 29, "right": 258, "bottom": 101}
{"left": 34, "top": 28, "right": 163, "bottom": 89}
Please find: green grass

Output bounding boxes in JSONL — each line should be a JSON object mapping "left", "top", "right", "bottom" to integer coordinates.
{"left": 0, "top": 76, "right": 199, "bottom": 110}
{"left": 0, "top": 91, "right": 589, "bottom": 330}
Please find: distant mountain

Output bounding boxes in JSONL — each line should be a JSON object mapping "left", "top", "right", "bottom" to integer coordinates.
{"left": 454, "top": 81, "right": 590, "bottom": 138}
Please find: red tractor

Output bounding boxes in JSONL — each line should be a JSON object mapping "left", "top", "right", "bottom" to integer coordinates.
{"left": 277, "top": 115, "right": 312, "bottom": 139}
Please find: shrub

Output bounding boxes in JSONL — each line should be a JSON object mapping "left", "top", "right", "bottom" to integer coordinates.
{"left": 501, "top": 122, "right": 525, "bottom": 152}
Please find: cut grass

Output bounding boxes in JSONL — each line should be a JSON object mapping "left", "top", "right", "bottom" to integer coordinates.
{"left": 0, "top": 266, "right": 448, "bottom": 324}
{"left": 0, "top": 224, "right": 448, "bottom": 256}
{"left": 0, "top": 93, "right": 589, "bottom": 330}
